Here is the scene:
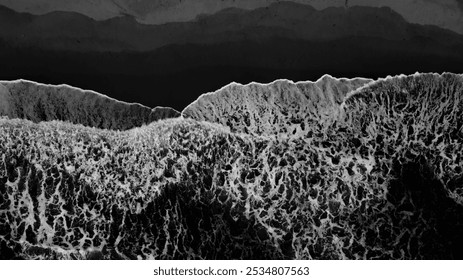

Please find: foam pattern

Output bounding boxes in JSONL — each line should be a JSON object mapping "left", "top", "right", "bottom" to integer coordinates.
{"left": 1, "top": 73, "right": 463, "bottom": 259}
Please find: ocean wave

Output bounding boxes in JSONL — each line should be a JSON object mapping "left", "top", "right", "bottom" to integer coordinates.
{"left": 1, "top": 73, "right": 462, "bottom": 259}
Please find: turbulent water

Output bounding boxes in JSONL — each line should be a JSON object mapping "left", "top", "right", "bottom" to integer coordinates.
{"left": 0, "top": 73, "right": 462, "bottom": 259}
